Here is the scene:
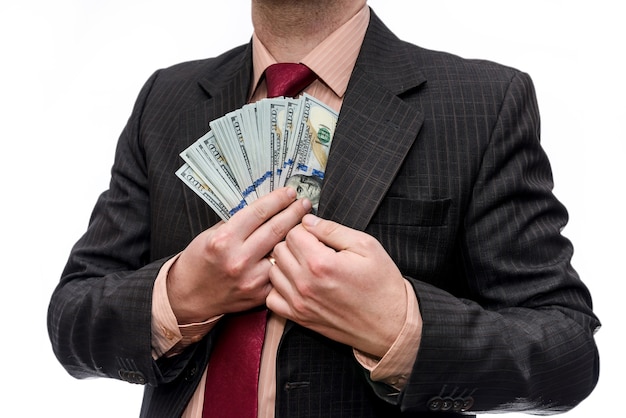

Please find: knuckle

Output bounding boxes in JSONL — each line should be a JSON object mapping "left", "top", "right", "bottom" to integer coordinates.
{"left": 322, "top": 220, "right": 340, "bottom": 236}
{"left": 206, "top": 229, "right": 234, "bottom": 254}
{"left": 234, "top": 277, "right": 256, "bottom": 294}
{"left": 269, "top": 220, "right": 289, "bottom": 240}
{"left": 224, "top": 259, "right": 246, "bottom": 278}
{"left": 251, "top": 202, "right": 270, "bottom": 221}
{"left": 291, "top": 297, "right": 309, "bottom": 318}
{"left": 285, "top": 225, "right": 300, "bottom": 242}
{"left": 307, "top": 257, "right": 331, "bottom": 277}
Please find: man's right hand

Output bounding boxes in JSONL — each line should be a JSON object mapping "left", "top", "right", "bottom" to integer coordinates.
{"left": 166, "top": 187, "right": 311, "bottom": 324}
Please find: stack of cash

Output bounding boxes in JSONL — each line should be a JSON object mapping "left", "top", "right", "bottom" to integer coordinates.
{"left": 177, "top": 94, "right": 338, "bottom": 221}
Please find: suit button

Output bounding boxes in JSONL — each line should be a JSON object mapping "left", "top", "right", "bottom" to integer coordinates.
{"left": 452, "top": 398, "right": 464, "bottom": 412}
{"left": 461, "top": 396, "right": 475, "bottom": 412}
{"left": 441, "top": 397, "right": 454, "bottom": 411}
{"left": 427, "top": 397, "right": 442, "bottom": 411}
{"left": 118, "top": 369, "right": 146, "bottom": 384}
{"left": 133, "top": 372, "right": 146, "bottom": 384}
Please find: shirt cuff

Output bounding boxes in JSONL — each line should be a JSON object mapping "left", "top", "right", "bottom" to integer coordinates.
{"left": 353, "top": 279, "right": 422, "bottom": 390}
{"left": 151, "top": 254, "right": 222, "bottom": 359}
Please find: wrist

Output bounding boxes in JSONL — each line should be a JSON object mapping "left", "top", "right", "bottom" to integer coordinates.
{"left": 166, "top": 255, "right": 218, "bottom": 324}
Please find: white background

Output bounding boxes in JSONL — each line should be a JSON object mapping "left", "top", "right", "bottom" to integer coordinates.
{"left": 1, "top": 1, "right": 622, "bottom": 416}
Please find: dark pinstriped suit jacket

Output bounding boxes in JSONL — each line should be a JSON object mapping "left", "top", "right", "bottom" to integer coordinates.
{"left": 48, "top": 9, "right": 600, "bottom": 418}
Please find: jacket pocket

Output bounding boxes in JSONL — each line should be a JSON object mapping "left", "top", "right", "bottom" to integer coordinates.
{"left": 369, "top": 197, "right": 451, "bottom": 227}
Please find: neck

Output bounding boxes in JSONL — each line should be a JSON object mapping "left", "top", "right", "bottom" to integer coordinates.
{"left": 251, "top": 0, "right": 366, "bottom": 62}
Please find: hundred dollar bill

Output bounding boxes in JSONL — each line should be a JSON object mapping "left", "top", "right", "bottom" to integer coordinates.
{"left": 180, "top": 130, "right": 246, "bottom": 215}
{"left": 258, "top": 99, "right": 284, "bottom": 192}
{"left": 280, "top": 94, "right": 338, "bottom": 212}
{"left": 175, "top": 163, "right": 231, "bottom": 221}
{"left": 274, "top": 98, "right": 300, "bottom": 188}
{"left": 241, "top": 103, "right": 273, "bottom": 197}
{"left": 210, "top": 110, "right": 258, "bottom": 204}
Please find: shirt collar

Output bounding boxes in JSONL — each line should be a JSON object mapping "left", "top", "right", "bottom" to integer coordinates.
{"left": 250, "top": 5, "right": 370, "bottom": 99}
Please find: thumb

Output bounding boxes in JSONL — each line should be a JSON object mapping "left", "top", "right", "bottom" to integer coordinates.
{"left": 301, "top": 214, "right": 358, "bottom": 252}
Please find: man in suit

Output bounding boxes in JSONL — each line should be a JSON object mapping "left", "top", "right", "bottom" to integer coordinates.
{"left": 47, "top": 0, "right": 600, "bottom": 417}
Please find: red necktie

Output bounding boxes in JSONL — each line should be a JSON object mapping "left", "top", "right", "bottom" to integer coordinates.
{"left": 202, "top": 310, "right": 267, "bottom": 418}
{"left": 202, "top": 64, "right": 317, "bottom": 418}
{"left": 265, "top": 63, "right": 317, "bottom": 98}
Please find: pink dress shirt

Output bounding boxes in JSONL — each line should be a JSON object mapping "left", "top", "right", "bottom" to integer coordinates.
{"left": 151, "top": 6, "right": 423, "bottom": 417}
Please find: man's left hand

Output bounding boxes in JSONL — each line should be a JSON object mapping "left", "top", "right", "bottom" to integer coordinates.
{"left": 266, "top": 213, "right": 409, "bottom": 358}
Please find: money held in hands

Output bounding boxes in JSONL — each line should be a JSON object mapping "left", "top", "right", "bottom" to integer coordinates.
{"left": 176, "top": 94, "right": 338, "bottom": 220}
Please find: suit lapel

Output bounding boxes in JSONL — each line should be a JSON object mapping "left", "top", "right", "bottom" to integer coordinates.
{"left": 318, "top": 11, "right": 426, "bottom": 231}
{"left": 178, "top": 45, "right": 253, "bottom": 235}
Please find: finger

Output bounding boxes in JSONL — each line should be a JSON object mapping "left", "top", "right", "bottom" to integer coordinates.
{"left": 266, "top": 250, "right": 299, "bottom": 314}
{"left": 228, "top": 187, "right": 298, "bottom": 239}
{"left": 282, "top": 223, "right": 329, "bottom": 266}
{"left": 265, "top": 287, "right": 293, "bottom": 318}
{"left": 301, "top": 214, "right": 365, "bottom": 253}
{"left": 269, "top": 241, "right": 297, "bottom": 287}
{"left": 244, "top": 196, "right": 312, "bottom": 259}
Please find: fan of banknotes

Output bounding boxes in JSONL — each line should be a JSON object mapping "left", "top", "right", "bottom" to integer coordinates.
{"left": 176, "top": 94, "right": 338, "bottom": 221}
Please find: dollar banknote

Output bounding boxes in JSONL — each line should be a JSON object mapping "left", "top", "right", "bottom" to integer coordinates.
{"left": 177, "top": 94, "right": 338, "bottom": 220}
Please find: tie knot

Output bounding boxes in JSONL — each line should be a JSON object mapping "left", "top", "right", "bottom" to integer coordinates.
{"left": 265, "top": 63, "right": 317, "bottom": 98}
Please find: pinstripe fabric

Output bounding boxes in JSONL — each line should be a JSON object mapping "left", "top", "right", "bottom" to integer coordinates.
{"left": 47, "top": 9, "right": 599, "bottom": 418}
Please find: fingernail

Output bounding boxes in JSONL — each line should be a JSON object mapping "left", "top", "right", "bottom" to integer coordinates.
{"left": 302, "top": 213, "right": 320, "bottom": 227}
{"left": 286, "top": 187, "right": 296, "bottom": 199}
{"left": 301, "top": 198, "right": 312, "bottom": 212}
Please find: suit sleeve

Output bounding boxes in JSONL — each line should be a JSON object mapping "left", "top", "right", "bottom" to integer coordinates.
{"left": 46, "top": 70, "right": 189, "bottom": 387}
{"left": 397, "top": 72, "right": 600, "bottom": 414}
